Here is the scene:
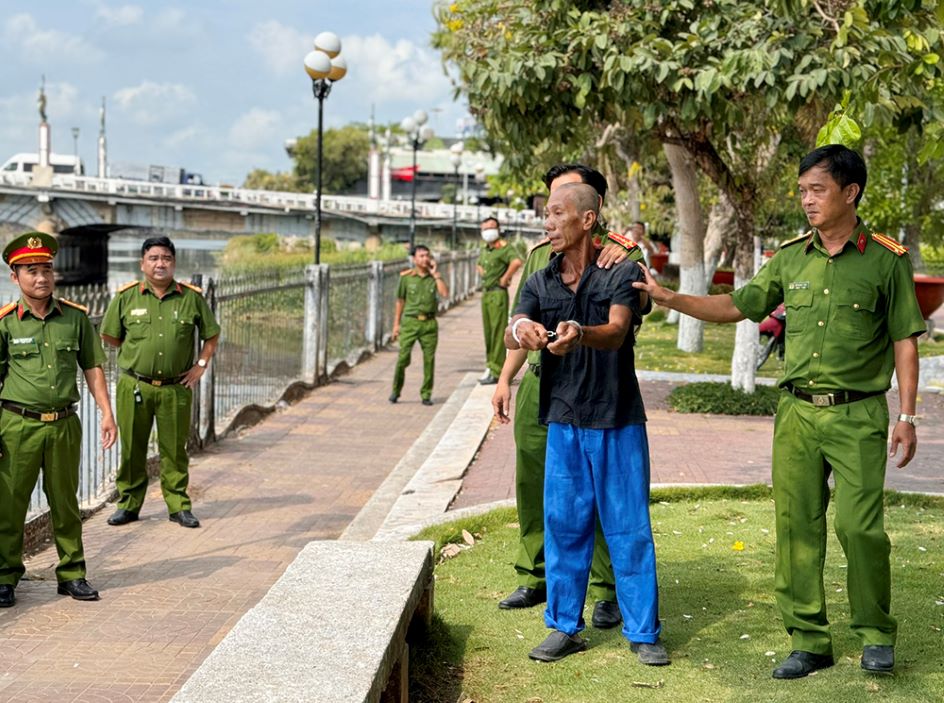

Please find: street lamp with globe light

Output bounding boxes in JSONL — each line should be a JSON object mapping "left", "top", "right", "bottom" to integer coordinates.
{"left": 449, "top": 141, "right": 464, "bottom": 249}
{"left": 401, "top": 110, "right": 434, "bottom": 251}
{"left": 304, "top": 31, "right": 347, "bottom": 264}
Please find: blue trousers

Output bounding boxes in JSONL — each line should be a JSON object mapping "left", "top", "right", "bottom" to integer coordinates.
{"left": 544, "top": 422, "right": 661, "bottom": 644}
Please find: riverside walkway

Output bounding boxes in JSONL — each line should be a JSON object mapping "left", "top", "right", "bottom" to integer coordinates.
{"left": 1, "top": 294, "right": 942, "bottom": 703}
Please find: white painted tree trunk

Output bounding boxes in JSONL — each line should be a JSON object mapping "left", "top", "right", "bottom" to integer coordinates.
{"left": 703, "top": 194, "right": 736, "bottom": 288}
{"left": 730, "top": 271, "right": 758, "bottom": 392}
{"left": 663, "top": 143, "right": 707, "bottom": 350}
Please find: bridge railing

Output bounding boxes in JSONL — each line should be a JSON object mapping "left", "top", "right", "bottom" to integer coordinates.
{"left": 24, "top": 251, "right": 481, "bottom": 523}
{"left": 8, "top": 173, "right": 545, "bottom": 229}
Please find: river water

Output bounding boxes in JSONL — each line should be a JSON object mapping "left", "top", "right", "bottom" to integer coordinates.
{"left": 0, "top": 233, "right": 227, "bottom": 302}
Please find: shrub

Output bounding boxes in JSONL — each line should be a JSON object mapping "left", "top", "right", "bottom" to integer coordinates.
{"left": 668, "top": 381, "right": 780, "bottom": 416}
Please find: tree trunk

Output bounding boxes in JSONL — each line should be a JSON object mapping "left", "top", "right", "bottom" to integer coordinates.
{"left": 704, "top": 193, "right": 736, "bottom": 288}
{"left": 730, "top": 209, "right": 758, "bottom": 392}
{"left": 663, "top": 143, "right": 707, "bottom": 351}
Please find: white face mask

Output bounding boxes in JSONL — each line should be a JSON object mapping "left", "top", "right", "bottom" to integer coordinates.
{"left": 481, "top": 228, "right": 500, "bottom": 243}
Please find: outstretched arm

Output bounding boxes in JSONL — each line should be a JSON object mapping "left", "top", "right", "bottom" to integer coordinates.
{"left": 633, "top": 264, "right": 744, "bottom": 323}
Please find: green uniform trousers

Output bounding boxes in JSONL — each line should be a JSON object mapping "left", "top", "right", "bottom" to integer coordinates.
{"left": 513, "top": 368, "right": 616, "bottom": 601}
{"left": 392, "top": 317, "right": 438, "bottom": 401}
{"left": 0, "top": 411, "right": 84, "bottom": 585}
{"left": 772, "top": 392, "right": 895, "bottom": 654}
{"left": 481, "top": 289, "right": 509, "bottom": 377}
{"left": 115, "top": 373, "right": 193, "bottom": 514}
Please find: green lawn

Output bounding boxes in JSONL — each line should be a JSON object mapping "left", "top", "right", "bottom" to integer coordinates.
{"left": 635, "top": 313, "right": 941, "bottom": 377}
{"left": 411, "top": 488, "right": 944, "bottom": 703}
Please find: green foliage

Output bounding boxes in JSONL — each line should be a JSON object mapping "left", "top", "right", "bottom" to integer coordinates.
{"left": 816, "top": 104, "right": 862, "bottom": 148}
{"left": 220, "top": 234, "right": 408, "bottom": 273}
{"left": 292, "top": 124, "right": 370, "bottom": 194}
{"left": 242, "top": 168, "right": 303, "bottom": 192}
{"left": 668, "top": 381, "right": 781, "bottom": 415}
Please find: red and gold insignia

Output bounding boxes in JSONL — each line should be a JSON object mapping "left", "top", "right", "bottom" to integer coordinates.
{"left": 605, "top": 231, "right": 638, "bottom": 252}
{"left": 0, "top": 301, "right": 16, "bottom": 320}
{"left": 59, "top": 298, "right": 89, "bottom": 313}
{"left": 871, "top": 233, "right": 908, "bottom": 256}
{"left": 27, "top": 237, "right": 42, "bottom": 249}
{"left": 856, "top": 232, "right": 867, "bottom": 254}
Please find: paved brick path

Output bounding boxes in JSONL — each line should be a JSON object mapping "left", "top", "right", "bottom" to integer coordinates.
{"left": 1, "top": 289, "right": 941, "bottom": 703}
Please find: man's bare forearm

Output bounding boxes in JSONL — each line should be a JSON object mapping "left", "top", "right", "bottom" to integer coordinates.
{"left": 660, "top": 291, "right": 745, "bottom": 323}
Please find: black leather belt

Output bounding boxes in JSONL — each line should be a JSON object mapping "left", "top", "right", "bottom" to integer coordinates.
{"left": 786, "top": 384, "right": 883, "bottom": 407}
{"left": 527, "top": 363, "right": 541, "bottom": 378}
{"left": 405, "top": 313, "right": 435, "bottom": 321}
{"left": 124, "top": 369, "right": 183, "bottom": 387}
{"left": 1, "top": 401, "right": 77, "bottom": 422}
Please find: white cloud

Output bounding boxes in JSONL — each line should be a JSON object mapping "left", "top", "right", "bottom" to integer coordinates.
{"left": 113, "top": 81, "right": 196, "bottom": 125}
{"left": 164, "top": 126, "right": 200, "bottom": 149}
{"left": 248, "top": 20, "right": 310, "bottom": 75}
{"left": 3, "top": 13, "right": 104, "bottom": 63}
{"left": 228, "top": 108, "right": 283, "bottom": 150}
{"left": 340, "top": 34, "right": 451, "bottom": 105}
{"left": 95, "top": 3, "right": 143, "bottom": 26}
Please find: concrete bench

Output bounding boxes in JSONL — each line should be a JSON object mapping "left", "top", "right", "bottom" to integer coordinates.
{"left": 172, "top": 540, "right": 435, "bottom": 703}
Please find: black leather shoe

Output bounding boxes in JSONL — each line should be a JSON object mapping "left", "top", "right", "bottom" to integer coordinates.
{"left": 0, "top": 584, "right": 14, "bottom": 608}
{"left": 169, "top": 510, "right": 200, "bottom": 528}
{"left": 421, "top": 399, "right": 433, "bottom": 406}
{"left": 388, "top": 393, "right": 398, "bottom": 404}
{"left": 57, "top": 578, "right": 100, "bottom": 601}
{"left": 861, "top": 645, "right": 894, "bottom": 673}
{"left": 478, "top": 374, "right": 498, "bottom": 385}
{"left": 772, "top": 650, "right": 834, "bottom": 679}
{"left": 591, "top": 600, "right": 622, "bottom": 629}
{"left": 631, "top": 639, "right": 671, "bottom": 665}
{"left": 498, "top": 586, "right": 546, "bottom": 609}
{"left": 528, "top": 631, "right": 587, "bottom": 662}
{"left": 107, "top": 508, "right": 139, "bottom": 526}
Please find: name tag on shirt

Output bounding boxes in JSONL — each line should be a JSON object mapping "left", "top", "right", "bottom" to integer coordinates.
{"left": 130, "top": 308, "right": 148, "bottom": 316}
{"left": 788, "top": 281, "right": 810, "bottom": 290}
{"left": 11, "top": 337, "right": 33, "bottom": 344}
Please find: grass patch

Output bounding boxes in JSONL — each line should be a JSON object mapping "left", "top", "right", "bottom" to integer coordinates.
{"left": 411, "top": 489, "right": 944, "bottom": 703}
{"left": 668, "top": 381, "right": 781, "bottom": 416}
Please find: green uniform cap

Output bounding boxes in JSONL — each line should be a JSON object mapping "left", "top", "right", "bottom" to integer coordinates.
{"left": 3, "top": 231, "right": 58, "bottom": 267}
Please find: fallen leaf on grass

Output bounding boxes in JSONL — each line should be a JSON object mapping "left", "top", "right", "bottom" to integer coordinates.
{"left": 702, "top": 662, "right": 716, "bottom": 670}
{"left": 739, "top": 634, "right": 750, "bottom": 640}
{"left": 441, "top": 543, "right": 465, "bottom": 560}
{"left": 462, "top": 529, "right": 475, "bottom": 545}
{"left": 866, "top": 681, "right": 880, "bottom": 693}
{"left": 631, "top": 680, "right": 664, "bottom": 689}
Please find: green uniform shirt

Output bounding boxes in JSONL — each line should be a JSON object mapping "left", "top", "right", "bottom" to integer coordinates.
{"left": 477, "top": 242, "right": 519, "bottom": 290}
{"left": 100, "top": 281, "right": 221, "bottom": 379}
{"left": 731, "top": 222, "right": 926, "bottom": 393}
{"left": 396, "top": 270, "right": 439, "bottom": 317}
{"left": 0, "top": 299, "right": 105, "bottom": 408}
{"left": 513, "top": 234, "right": 645, "bottom": 366}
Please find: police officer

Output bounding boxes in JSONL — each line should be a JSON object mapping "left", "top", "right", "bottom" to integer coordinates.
{"left": 476, "top": 218, "right": 522, "bottom": 385}
{"left": 492, "top": 164, "right": 646, "bottom": 628}
{"left": 101, "top": 236, "right": 220, "bottom": 529}
{"left": 634, "top": 145, "right": 924, "bottom": 678}
{"left": 389, "top": 245, "right": 449, "bottom": 406}
{"left": 0, "top": 232, "right": 117, "bottom": 607}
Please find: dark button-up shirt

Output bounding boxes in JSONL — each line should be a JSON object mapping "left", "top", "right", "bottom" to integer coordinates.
{"left": 515, "top": 254, "right": 647, "bottom": 429}
{"left": 100, "top": 281, "right": 220, "bottom": 379}
{"left": 0, "top": 298, "right": 105, "bottom": 408}
{"left": 731, "top": 221, "right": 926, "bottom": 393}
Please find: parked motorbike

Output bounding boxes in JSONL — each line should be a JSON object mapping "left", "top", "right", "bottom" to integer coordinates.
{"left": 757, "top": 303, "right": 786, "bottom": 370}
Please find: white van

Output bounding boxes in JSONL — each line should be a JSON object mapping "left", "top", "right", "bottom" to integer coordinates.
{"left": 1, "top": 153, "right": 84, "bottom": 175}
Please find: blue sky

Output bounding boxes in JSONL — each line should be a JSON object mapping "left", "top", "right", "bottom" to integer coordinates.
{"left": 0, "top": 0, "right": 467, "bottom": 184}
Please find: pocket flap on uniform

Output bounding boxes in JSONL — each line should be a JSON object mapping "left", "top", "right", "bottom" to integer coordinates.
{"left": 56, "top": 338, "right": 79, "bottom": 352}
{"left": 785, "top": 287, "right": 813, "bottom": 308}
{"left": 836, "top": 286, "right": 877, "bottom": 312}
{"left": 9, "top": 340, "right": 39, "bottom": 356}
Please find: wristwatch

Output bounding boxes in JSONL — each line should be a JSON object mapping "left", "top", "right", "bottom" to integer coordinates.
{"left": 197, "top": 359, "right": 208, "bottom": 368}
{"left": 897, "top": 413, "right": 917, "bottom": 426}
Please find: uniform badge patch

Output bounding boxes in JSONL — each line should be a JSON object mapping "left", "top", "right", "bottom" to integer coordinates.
{"left": 130, "top": 308, "right": 148, "bottom": 316}
{"left": 788, "top": 281, "right": 810, "bottom": 290}
{"left": 11, "top": 337, "right": 33, "bottom": 344}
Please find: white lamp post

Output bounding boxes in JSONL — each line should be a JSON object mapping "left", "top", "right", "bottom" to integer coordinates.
{"left": 304, "top": 31, "right": 347, "bottom": 264}
{"left": 449, "top": 141, "right": 464, "bottom": 249}
{"left": 401, "top": 109, "right": 434, "bottom": 250}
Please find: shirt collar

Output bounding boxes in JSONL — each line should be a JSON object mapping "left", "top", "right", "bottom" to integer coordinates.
{"left": 140, "top": 280, "right": 183, "bottom": 296}
{"left": 806, "top": 218, "right": 870, "bottom": 256}
{"left": 17, "top": 297, "right": 62, "bottom": 320}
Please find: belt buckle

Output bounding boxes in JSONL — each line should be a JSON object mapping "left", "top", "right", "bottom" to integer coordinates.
{"left": 151, "top": 379, "right": 163, "bottom": 386}
{"left": 811, "top": 393, "right": 834, "bottom": 407}
{"left": 40, "top": 411, "right": 57, "bottom": 422}
{"left": 417, "top": 314, "right": 427, "bottom": 321}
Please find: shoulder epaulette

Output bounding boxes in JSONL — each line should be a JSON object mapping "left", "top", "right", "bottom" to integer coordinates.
{"left": 780, "top": 231, "right": 812, "bottom": 249}
{"left": 606, "top": 231, "right": 639, "bottom": 251}
{"left": 0, "top": 302, "right": 16, "bottom": 320}
{"left": 400, "top": 268, "right": 415, "bottom": 277}
{"left": 179, "top": 281, "right": 204, "bottom": 293}
{"left": 60, "top": 298, "right": 89, "bottom": 314}
{"left": 116, "top": 280, "right": 139, "bottom": 293}
{"left": 528, "top": 238, "right": 551, "bottom": 255}
{"left": 871, "top": 232, "right": 908, "bottom": 256}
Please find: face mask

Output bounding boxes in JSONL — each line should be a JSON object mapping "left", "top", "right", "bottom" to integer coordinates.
{"left": 481, "top": 228, "right": 500, "bottom": 243}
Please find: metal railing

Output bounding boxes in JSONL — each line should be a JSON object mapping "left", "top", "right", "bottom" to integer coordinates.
{"left": 0, "top": 171, "right": 544, "bottom": 229}
{"left": 22, "top": 251, "right": 481, "bottom": 521}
